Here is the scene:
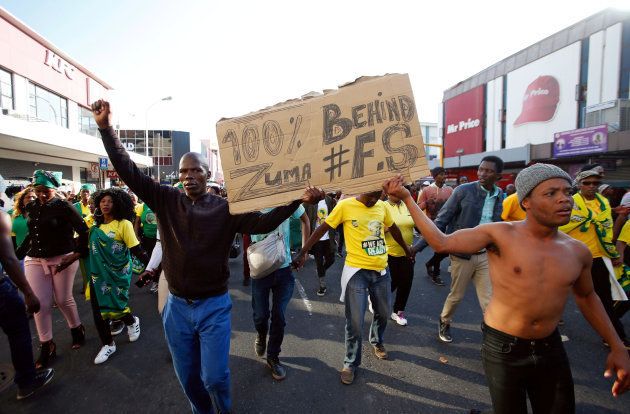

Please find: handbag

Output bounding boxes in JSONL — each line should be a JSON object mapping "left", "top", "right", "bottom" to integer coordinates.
{"left": 247, "top": 232, "right": 286, "bottom": 279}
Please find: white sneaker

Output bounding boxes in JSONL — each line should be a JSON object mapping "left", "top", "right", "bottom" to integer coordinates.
{"left": 94, "top": 343, "right": 116, "bottom": 364}
{"left": 127, "top": 316, "right": 140, "bottom": 342}
{"left": 391, "top": 311, "right": 408, "bottom": 326}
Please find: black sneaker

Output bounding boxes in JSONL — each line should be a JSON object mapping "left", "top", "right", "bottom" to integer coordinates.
{"left": 438, "top": 320, "right": 453, "bottom": 343}
{"left": 317, "top": 286, "right": 327, "bottom": 296}
{"left": 431, "top": 275, "right": 445, "bottom": 286}
{"left": 255, "top": 334, "right": 266, "bottom": 357}
{"left": 266, "top": 358, "right": 286, "bottom": 381}
{"left": 17, "top": 368, "right": 54, "bottom": 400}
{"left": 110, "top": 320, "right": 125, "bottom": 336}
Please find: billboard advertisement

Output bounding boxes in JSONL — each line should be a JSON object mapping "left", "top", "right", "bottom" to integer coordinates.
{"left": 553, "top": 124, "right": 608, "bottom": 158}
{"left": 506, "top": 42, "right": 581, "bottom": 147}
{"left": 443, "top": 85, "right": 484, "bottom": 157}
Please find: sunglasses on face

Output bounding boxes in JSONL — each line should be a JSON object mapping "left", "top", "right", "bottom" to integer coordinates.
{"left": 581, "top": 181, "right": 601, "bottom": 187}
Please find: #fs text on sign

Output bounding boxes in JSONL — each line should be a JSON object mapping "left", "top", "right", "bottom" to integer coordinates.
{"left": 216, "top": 74, "right": 429, "bottom": 214}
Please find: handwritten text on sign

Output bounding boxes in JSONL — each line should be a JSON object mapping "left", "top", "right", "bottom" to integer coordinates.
{"left": 216, "top": 74, "right": 429, "bottom": 214}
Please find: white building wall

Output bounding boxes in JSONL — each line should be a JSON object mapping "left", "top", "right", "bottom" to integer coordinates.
{"left": 602, "top": 23, "right": 622, "bottom": 103}
{"left": 587, "top": 23, "right": 622, "bottom": 107}
{"left": 420, "top": 122, "right": 440, "bottom": 160}
{"left": 485, "top": 77, "right": 503, "bottom": 151}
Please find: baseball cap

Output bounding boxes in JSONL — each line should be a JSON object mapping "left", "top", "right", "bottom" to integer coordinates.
{"left": 514, "top": 76, "right": 560, "bottom": 126}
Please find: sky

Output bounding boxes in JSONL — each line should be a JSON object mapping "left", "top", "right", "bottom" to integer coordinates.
{"left": 1, "top": 0, "right": 628, "bottom": 150}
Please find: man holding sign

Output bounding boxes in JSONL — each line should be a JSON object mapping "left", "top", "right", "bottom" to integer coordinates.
{"left": 91, "top": 100, "right": 323, "bottom": 414}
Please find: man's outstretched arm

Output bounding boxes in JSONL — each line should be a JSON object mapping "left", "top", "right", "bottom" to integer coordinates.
{"left": 234, "top": 187, "right": 325, "bottom": 235}
{"left": 92, "top": 100, "right": 162, "bottom": 209}
{"left": 383, "top": 176, "right": 494, "bottom": 255}
{"left": 572, "top": 245, "right": 630, "bottom": 397}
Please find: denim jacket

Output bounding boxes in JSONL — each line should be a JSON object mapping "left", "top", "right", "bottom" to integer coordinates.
{"left": 417, "top": 181, "right": 503, "bottom": 259}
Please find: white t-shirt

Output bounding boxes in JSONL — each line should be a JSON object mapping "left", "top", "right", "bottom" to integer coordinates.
{"left": 316, "top": 199, "right": 330, "bottom": 241}
{"left": 621, "top": 192, "right": 630, "bottom": 207}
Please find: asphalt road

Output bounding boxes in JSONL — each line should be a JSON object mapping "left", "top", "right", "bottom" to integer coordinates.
{"left": 1, "top": 247, "right": 628, "bottom": 413}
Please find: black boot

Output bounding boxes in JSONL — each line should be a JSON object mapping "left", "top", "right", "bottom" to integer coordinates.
{"left": 71, "top": 324, "right": 85, "bottom": 349}
{"left": 35, "top": 340, "right": 56, "bottom": 369}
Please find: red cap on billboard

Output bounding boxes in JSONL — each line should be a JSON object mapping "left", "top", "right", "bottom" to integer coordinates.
{"left": 514, "top": 75, "right": 559, "bottom": 126}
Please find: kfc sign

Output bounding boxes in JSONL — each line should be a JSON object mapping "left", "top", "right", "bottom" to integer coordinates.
{"left": 444, "top": 86, "right": 484, "bottom": 157}
{"left": 44, "top": 50, "right": 75, "bottom": 80}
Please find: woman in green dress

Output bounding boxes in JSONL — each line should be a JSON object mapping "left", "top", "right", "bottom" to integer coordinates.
{"left": 88, "top": 188, "right": 149, "bottom": 364}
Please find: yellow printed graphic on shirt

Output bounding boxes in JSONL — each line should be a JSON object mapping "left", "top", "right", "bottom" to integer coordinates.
{"left": 317, "top": 206, "right": 327, "bottom": 227}
{"left": 325, "top": 198, "right": 393, "bottom": 271}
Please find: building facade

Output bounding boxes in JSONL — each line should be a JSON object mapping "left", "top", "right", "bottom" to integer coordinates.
{"left": 0, "top": 7, "right": 151, "bottom": 190}
{"left": 117, "top": 128, "right": 190, "bottom": 184}
{"left": 438, "top": 8, "right": 630, "bottom": 186}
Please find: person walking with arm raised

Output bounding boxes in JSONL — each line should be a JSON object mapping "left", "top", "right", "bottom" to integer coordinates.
{"left": 91, "top": 100, "right": 323, "bottom": 414}
{"left": 383, "top": 165, "right": 630, "bottom": 413}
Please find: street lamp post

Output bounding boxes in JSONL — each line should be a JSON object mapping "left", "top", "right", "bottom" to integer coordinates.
{"left": 145, "top": 96, "right": 172, "bottom": 179}
{"left": 456, "top": 148, "right": 465, "bottom": 171}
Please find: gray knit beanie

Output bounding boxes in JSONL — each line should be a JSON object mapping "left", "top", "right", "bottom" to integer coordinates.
{"left": 515, "top": 163, "right": 572, "bottom": 205}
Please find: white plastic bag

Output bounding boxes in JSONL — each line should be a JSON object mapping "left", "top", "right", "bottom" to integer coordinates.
{"left": 247, "top": 233, "right": 286, "bottom": 279}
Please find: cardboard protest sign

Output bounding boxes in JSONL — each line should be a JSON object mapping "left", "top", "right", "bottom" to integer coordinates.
{"left": 216, "top": 74, "right": 429, "bottom": 214}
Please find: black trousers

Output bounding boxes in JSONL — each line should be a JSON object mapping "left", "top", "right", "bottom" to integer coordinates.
{"left": 141, "top": 235, "right": 157, "bottom": 257}
{"left": 90, "top": 281, "right": 135, "bottom": 346}
{"left": 388, "top": 255, "right": 414, "bottom": 313}
{"left": 592, "top": 258, "right": 627, "bottom": 340}
{"left": 312, "top": 239, "right": 335, "bottom": 279}
{"left": 426, "top": 252, "right": 448, "bottom": 273}
{"left": 481, "top": 323, "right": 574, "bottom": 414}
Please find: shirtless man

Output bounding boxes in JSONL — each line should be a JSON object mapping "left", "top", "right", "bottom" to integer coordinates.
{"left": 383, "top": 163, "right": 630, "bottom": 413}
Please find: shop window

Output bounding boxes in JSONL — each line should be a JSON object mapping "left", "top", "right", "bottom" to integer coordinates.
{"left": 78, "top": 106, "right": 99, "bottom": 137}
{"left": 0, "top": 67, "right": 13, "bottom": 110}
{"left": 28, "top": 82, "right": 68, "bottom": 127}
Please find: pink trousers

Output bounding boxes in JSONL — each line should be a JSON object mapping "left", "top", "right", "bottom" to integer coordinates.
{"left": 25, "top": 254, "right": 81, "bottom": 342}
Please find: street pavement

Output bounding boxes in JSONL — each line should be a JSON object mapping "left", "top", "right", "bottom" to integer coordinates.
{"left": 1, "top": 247, "right": 628, "bottom": 413}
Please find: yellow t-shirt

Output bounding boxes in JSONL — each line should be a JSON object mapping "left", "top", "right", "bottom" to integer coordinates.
{"left": 78, "top": 202, "right": 90, "bottom": 218}
{"left": 98, "top": 219, "right": 140, "bottom": 248}
{"left": 501, "top": 193, "right": 526, "bottom": 222}
{"left": 566, "top": 198, "right": 605, "bottom": 258}
{"left": 134, "top": 203, "right": 143, "bottom": 218}
{"left": 383, "top": 200, "right": 414, "bottom": 257}
{"left": 325, "top": 198, "right": 394, "bottom": 271}
{"left": 618, "top": 220, "right": 630, "bottom": 245}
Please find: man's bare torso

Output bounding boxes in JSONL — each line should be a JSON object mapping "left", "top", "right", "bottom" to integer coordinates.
{"left": 483, "top": 222, "right": 586, "bottom": 339}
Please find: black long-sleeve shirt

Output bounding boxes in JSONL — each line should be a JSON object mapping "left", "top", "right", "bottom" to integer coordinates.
{"left": 18, "top": 198, "right": 89, "bottom": 259}
{"left": 99, "top": 127, "right": 301, "bottom": 299}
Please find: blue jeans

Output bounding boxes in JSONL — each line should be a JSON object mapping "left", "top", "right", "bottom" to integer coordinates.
{"left": 0, "top": 278, "right": 36, "bottom": 388}
{"left": 162, "top": 292, "right": 232, "bottom": 414}
{"left": 251, "top": 266, "right": 295, "bottom": 360}
{"left": 344, "top": 269, "right": 391, "bottom": 368}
